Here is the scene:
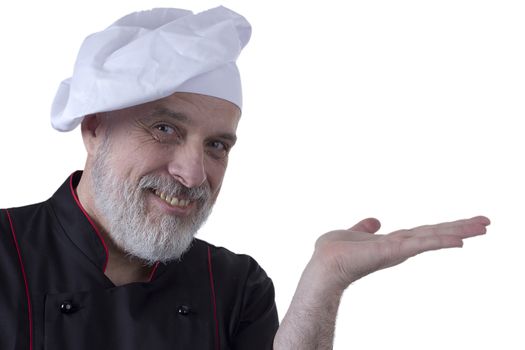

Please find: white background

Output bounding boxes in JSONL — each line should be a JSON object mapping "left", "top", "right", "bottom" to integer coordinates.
{"left": 0, "top": 1, "right": 523, "bottom": 348}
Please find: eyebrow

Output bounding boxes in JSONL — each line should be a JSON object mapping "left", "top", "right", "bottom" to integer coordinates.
{"left": 150, "top": 106, "right": 191, "bottom": 124}
{"left": 150, "top": 106, "right": 238, "bottom": 144}
{"left": 215, "top": 132, "right": 237, "bottom": 144}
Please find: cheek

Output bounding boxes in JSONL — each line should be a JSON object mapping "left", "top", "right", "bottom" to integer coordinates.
{"left": 205, "top": 160, "right": 228, "bottom": 194}
{"left": 110, "top": 147, "right": 166, "bottom": 179}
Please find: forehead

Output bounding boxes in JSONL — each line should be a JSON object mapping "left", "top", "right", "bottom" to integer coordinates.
{"left": 106, "top": 92, "right": 242, "bottom": 130}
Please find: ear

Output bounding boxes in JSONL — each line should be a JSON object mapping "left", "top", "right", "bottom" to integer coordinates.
{"left": 80, "top": 114, "right": 105, "bottom": 156}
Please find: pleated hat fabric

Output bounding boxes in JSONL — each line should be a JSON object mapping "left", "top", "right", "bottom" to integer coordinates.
{"left": 51, "top": 6, "right": 251, "bottom": 131}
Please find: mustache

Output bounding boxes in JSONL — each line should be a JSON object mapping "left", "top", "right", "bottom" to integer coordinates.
{"left": 138, "top": 174, "right": 211, "bottom": 202}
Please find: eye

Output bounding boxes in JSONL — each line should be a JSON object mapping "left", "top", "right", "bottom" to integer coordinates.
{"left": 155, "top": 124, "right": 175, "bottom": 134}
{"left": 210, "top": 141, "right": 226, "bottom": 150}
{"left": 207, "top": 140, "right": 230, "bottom": 159}
{"left": 150, "top": 123, "right": 183, "bottom": 144}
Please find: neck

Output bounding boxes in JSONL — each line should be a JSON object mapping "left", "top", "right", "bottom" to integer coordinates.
{"left": 103, "top": 243, "right": 154, "bottom": 286}
{"left": 77, "top": 170, "right": 154, "bottom": 286}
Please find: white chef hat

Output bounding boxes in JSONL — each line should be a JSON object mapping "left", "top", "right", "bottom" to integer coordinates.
{"left": 51, "top": 6, "right": 251, "bottom": 132}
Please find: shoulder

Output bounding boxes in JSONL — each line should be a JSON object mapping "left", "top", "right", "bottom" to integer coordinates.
{"left": 1, "top": 200, "right": 53, "bottom": 241}
{"left": 194, "top": 239, "right": 276, "bottom": 316}
{"left": 1, "top": 200, "right": 48, "bottom": 233}
{"left": 195, "top": 238, "right": 271, "bottom": 282}
{"left": 194, "top": 240, "right": 279, "bottom": 348}
{"left": 0, "top": 200, "right": 54, "bottom": 280}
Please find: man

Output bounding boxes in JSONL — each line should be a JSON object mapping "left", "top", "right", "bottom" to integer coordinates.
{"left": 0, "top": 6, "right": 489, "bottom": 350}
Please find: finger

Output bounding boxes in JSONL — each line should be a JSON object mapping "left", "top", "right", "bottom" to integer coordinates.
{"left": 348, "top": 218, "right": 381, "bottom": 234}
{"left": 316, "top": 229, "right": 380, "bottom": 246}
{"left": 411, "top": 216, "right": 490, "bottom": 233}
{"left": 315, "top": 218, "right": 382, "bottom": 246}
{"left": 390, "top": 216, "right": 490, "bottom": 239}
{"left": 398, "top": 235, "right": 464, "bottom": 259}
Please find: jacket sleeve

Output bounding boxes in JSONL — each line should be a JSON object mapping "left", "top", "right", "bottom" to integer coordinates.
{"left": 0, "top": 209, "right": 31, "bottom": 350}
{"left": 230, "top": 258, "right": 279, "bottom": 350}
{"left": 210, "top": 245, "right": 279, "bottom": 350}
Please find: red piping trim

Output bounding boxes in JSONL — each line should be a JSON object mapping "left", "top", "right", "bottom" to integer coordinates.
{"left": 207, "top": 247, "right": 220, "bottom": 350}
{"left": 68, "top": 174, "right": 109, "bottom": 272}
{"left": 148, "top": 262, "right": 160, "bottom": 282}
{"left": 5, "top": 209, "right": 33, "bottom": 350}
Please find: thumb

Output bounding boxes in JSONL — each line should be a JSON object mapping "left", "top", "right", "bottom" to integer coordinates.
{"left": 314, "top": 218, "right": 382, "bottom": 247}
{"left": 348, "top": 218, "right": 381, "bottom": 233}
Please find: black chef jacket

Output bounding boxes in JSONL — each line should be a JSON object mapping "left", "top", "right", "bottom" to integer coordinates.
{"left": 0, "top": 172, "right": 278, "bottom": 350}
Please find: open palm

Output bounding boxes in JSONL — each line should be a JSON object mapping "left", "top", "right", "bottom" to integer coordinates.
{"left": 312, "top": 216, "right": 490, "bottom": 290}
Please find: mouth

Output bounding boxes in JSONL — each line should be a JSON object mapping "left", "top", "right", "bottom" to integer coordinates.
{"left": 151, "top": 189, "right": 192, "bottom": 208}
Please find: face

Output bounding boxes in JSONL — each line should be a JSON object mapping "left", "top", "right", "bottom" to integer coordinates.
{"left": 87, "top": 92, "right": 241, "bottom": 264}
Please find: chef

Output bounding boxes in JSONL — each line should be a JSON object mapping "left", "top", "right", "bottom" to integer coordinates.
{"left": 0, "top": 5, "right": 489, "bottom": 350}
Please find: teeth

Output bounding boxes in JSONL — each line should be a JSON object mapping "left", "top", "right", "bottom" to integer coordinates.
{"left": 153, "top": 190, "right": 190, "bottom": 208}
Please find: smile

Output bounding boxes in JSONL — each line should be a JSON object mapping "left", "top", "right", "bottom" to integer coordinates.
{"left": 153, "top": 190, "right": 191, "bottom": 208}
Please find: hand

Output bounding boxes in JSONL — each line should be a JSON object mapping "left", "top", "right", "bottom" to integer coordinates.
{"left": 275, "top": 216, "right": 489, "bottom": 350}
{"left": 309, "top": 216, "right": 490, "bottom": 292}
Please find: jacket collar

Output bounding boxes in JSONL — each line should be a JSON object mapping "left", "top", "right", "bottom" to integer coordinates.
{"left": 50, "top": 171, "right": 109, "bottom": 272}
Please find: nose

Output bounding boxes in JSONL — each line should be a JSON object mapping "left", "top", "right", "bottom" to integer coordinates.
{"left": 167, "top": 143, "right": 207, "bottom": 188}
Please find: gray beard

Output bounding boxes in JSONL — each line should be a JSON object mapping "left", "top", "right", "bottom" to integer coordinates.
{"left": 91, "top": 139, "right": 214, "bottom": 265}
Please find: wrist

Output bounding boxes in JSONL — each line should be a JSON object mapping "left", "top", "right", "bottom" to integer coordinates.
{"left": 294, "top": 258, "right": 347, "bottom": 302}
{"left": 302, "top": 251, "right": 359, "bottom": 295}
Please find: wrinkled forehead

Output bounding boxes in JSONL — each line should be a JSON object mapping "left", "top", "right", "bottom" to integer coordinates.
{"left": 103, "top": 92, "right": 242, "bottom": 131}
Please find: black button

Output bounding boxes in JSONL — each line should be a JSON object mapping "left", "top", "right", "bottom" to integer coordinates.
{"left": 60, "top": 301, "right": 77, "bottom": 314}
{"left": 177, "top": 305, "right": 191, "bottom": 316}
